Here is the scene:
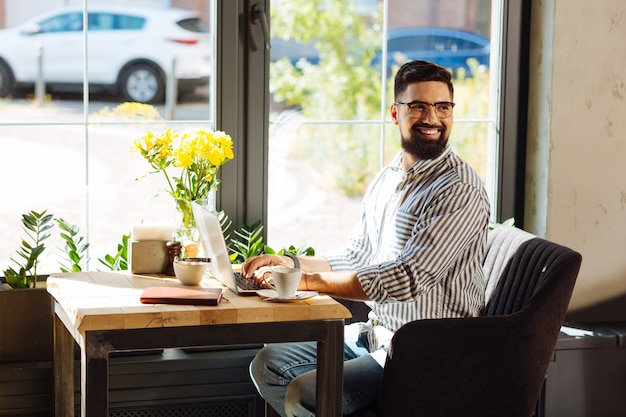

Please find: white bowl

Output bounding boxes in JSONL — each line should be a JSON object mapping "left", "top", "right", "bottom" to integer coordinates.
{"left": 173, "top": 258, "right": 209, "bottom": 285}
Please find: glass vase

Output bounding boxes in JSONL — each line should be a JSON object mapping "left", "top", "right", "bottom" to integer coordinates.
{"left": 175, "top": 191, "right": 216, "bottom": 258}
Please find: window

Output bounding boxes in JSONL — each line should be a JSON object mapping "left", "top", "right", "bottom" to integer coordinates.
{"left": 263, "top": 0, "right": 508, "bottom": 255}
{"left": 39, "top": 13, "right": 83, "bottom": 32}
{"left": 0, "top": 0, "right": 527, "bottom": 276}
{"left": 88, "top": 13, "right": 146, "bottom": 31}
{"left": 0, "top": 1, "right": 215, "bottom": 274}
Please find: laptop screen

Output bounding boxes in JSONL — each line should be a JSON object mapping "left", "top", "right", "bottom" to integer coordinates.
{"left": 191, "top": 202, "right": 239, "bottom": 292}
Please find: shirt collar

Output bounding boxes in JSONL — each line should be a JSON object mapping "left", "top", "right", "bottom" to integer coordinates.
{"left": 401, "top": 145, "right": 452, "bottom": 178}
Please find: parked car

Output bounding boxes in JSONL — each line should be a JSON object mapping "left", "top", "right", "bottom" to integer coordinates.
{"left": 0, "top": 5, "right": 211, "bottom": 103}
{"left": 382, "top": 27, "right": 490, "bottom": 75}
{"left": 271, "top": 27, "right": 490, "bottom": 76}
{"left": 270, "top": 37, "right": 320, "bottom": 65}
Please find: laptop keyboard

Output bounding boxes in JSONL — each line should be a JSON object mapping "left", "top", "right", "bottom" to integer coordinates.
{"left": 235, "top": 272, "right": 263, "bottom": 290}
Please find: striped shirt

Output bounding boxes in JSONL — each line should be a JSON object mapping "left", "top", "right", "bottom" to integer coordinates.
{"left": 326, "top": 146, "right": 490, "bottom": 355}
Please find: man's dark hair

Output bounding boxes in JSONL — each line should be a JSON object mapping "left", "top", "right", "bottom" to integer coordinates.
{"left": 394, "top": 60, "right": 454, "bottom": 100}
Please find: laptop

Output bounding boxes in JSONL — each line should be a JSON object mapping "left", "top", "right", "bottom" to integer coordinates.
{"left": 191, "top": 202, "right": 262, "bottom": 295}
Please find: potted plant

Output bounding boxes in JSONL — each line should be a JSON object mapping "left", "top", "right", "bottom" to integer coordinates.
{"left": 0, "top": 210, "right": 89, "bottom": 416}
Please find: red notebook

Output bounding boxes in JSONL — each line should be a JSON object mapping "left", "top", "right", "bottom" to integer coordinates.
{"left": 140, "top": 286, "right": 223, "bottom": 306}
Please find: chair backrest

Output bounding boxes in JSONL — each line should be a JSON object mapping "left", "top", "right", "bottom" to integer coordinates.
{"left": 378, "top": 226, "right": 582, "bottom": 417}
{"left": 483, "top": 226, "right": 580, "bottom": 318}
{"left": 483, "top": 225, "right": 535, "bottom": 304}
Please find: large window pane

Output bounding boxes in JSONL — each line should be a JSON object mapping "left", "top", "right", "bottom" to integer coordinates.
{"left": 267, "top": 0, "right": 497, "bottom": 255}
{"left": 0, "top": 124, "right": 87, "bottom": 273}
{"left": 268, "top": 122, "right": 385, "bottom": 252}
{"left": 0, "top": 0, "right": 215, "bottom": 275}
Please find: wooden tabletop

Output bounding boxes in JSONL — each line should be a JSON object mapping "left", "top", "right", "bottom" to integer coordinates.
{"left": 47, "top": 271, "right": 351, "bottom": 334}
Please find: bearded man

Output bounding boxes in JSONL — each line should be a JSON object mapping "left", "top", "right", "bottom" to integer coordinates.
{"left": 243, "top": 60, "right": 491, "bottom": 417}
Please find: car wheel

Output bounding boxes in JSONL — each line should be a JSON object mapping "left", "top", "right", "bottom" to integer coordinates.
{"left": 0, "top": 61, "right": 15, "bottom": 97}
{"left": 119, "top": 63, "right": 165, "bottom": 104}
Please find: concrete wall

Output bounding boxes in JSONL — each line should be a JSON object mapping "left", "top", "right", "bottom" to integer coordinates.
{"left": 526, "top": 0, "right": 626, "bottom": 312}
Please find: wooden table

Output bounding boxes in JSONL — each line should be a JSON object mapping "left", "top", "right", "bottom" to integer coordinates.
{"left": 47, "top": 271, "right": 351, "bottom": 417}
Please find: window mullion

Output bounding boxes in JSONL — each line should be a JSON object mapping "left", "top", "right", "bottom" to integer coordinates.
{"left": 215, "top": 0, "right": 270, "bottom": 232}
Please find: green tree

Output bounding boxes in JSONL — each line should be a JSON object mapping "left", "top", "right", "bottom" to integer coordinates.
{"left": 271, "top": 0, "right": 386, "bottom": 196}
{"left": 271, "top": 0, "right": 382, "bottom": 119}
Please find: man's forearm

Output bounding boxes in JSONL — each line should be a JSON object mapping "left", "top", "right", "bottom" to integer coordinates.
{"left": 301, "top": 270, "right": 369, "bottom": 301}
{"left": 297, "top": 255, "right": 333, "bottom": 272}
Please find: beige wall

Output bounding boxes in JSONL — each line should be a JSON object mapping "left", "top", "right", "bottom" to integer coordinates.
{"left": 526, "top": 0, "right": 626, "bottom": 311}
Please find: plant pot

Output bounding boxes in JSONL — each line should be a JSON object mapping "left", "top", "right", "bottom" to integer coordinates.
{"left": 0, "top": 283, "right": 54, "bottom": 415}
{"left": 0, "top": 285, "right": 53, "bottom": 363}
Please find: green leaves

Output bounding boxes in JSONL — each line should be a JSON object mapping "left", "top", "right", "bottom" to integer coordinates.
{"left": 2, "top": 211, "right": 91, "bottom": 288}
{"left": 56, "top": 218, "right": 89, "bottom": 273}
{"left": 228, "top": 220, "right": 265, "bottom": 264}
{"left": 270, "top": 0, "right": 382, "bottom": 119}
{"left": 284, "top": 244, "right": 315, "bottom": 256}
{"left": 225, "top": 215, "right": 316, "bottom": 264}
{"left": 98, "top": 234, "right": 130, "bottom": 271}
{"left": 265, "top": 244, "right": 316, "bottom": 257}
{"left": 3, "top": 210, "right": 54, "bottom": 288}
{"left": 489, "top": 218, "right": 515, "bottom": 230}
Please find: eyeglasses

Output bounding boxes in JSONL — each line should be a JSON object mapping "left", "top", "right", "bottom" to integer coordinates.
{"left": 394, "top": 101, "right": 455, "bottom": 119}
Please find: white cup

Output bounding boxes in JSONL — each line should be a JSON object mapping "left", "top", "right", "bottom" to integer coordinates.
{"left": 173, "top": 257, "right": 209, "bottom": 286}
{"left": 266, "top": 267, "right": 301, "bottom": 298}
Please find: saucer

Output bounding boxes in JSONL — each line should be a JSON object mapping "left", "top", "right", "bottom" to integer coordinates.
{"left": 256, "top": 290, "right": 318, "bottom": 302}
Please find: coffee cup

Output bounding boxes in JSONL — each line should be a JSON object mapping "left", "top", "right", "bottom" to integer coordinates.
{"left": 264, "top": 266, "right": 301, "bottom": 298}
{"left": 173, "top": 257, "right": 210, "bottom": 286}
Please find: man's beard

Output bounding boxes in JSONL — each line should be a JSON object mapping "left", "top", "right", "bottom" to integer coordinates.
{"left": 401, "top": 124, "right": 448, "bottom": 160}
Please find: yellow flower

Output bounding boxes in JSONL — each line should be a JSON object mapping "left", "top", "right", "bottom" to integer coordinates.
{"left": 173, "top": 140, "right": 194, "bottom": 169}
{"left": 133, "top": 126, "right": 234, "bottom": 203}
{"left": 95, "top": 102, "right": 163, "bottom": 120}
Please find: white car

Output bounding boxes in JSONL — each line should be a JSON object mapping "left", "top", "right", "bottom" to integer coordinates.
{"left": 0, "top": 5, "right": 211, "bottom": 103}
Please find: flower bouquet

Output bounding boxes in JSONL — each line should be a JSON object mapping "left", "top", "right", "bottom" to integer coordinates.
{"left": 132, "top": 127, "right": 234, "bottom": 251}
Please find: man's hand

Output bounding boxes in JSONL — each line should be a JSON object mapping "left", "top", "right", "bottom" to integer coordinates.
{"left": 241, "top": 254, "right": 291, "bottom": 279}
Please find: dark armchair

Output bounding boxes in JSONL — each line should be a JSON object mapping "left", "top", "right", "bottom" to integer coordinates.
{"left": 375, "top": 226, "right": 582, "bottom": 417}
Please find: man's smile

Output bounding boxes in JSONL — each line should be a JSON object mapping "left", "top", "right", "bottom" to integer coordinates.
{"left": 413, "top": 125, "right": 444, "bottom": 139}
{"left": 418, "top": 128, "right": 440, "bottom": 137}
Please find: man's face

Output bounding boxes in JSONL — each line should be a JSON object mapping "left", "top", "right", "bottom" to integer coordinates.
{"left": 391, "top": 81, "right": 454, "bottom": 160}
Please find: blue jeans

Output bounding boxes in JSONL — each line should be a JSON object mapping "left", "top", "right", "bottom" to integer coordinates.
{"left": 249, "top": 323, "right": 384, "bottom": 417}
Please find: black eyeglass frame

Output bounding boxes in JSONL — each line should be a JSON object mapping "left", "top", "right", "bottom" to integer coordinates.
{"left": 394, "top": 100, "right": 456, "bottom": 119}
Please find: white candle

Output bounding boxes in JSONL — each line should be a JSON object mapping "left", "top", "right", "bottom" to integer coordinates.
{"left": 131, "top": 223, "right": 175, "bottom": 241}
